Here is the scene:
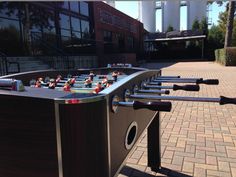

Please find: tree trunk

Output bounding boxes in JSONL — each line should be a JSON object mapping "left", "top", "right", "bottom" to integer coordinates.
{"left": 224, "top": 1, "right": 235, "bottom": 47}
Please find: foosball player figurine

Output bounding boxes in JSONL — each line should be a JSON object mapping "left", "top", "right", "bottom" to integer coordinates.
{"left": 93, "top": 82, "right": 102, "bottom": 94}
{"left": 89, "top": 71, "right": 95, "bottom": 81}
{"left": 35, "top": 77, "right": 44, "bottom": 88}
{"left": 56, "top": 75, "right": 62, "bottom": 83}
{"left": 63, "top": 81, "right": 71, "bottom": 92}
{"left": 68, "top": 78, "right": 76, "bottom": 87}
{"left": 44, "top": 77, "right": 50, "bottom": 86}
{"left": 112, "top": 71, "right": 118, "bottom": 82}
{"left": 48, "top": 79, "right": 56, "bottom": 89}
{"left": 84, "top": 77, "right": 92, "bottom": 88}
{"left": 35, "top": 80, "right": 42, "bottom": 88}
{"left": 102, "top": 76, "right": 108, "bottom": 87}
{"left": 106, "top": 80, "right": 113, "bottom": 88}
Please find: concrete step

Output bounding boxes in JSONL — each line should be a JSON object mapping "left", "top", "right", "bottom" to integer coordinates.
{"left": 7, "top": 57, "right": 51, "bottom": 73}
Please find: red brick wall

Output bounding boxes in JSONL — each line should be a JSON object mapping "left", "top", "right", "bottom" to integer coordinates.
{"left": 91, "top": 2, "right": 144, "bottom": 65}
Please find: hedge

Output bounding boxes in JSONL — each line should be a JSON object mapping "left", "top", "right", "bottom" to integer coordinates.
{"left": 215, "top": 47, "right": 236, "bottom": 66}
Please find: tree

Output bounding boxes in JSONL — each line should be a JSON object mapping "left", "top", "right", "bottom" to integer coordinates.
{"left": 192, "top": 19, "right": 200, "bottom": 31}
{"left": 166, "top": 25, "right": 173, "bottom": 32}
{"left": 224, "top": 1, "right": 235, "bottom": 47}
{"left": 200, "top": 17, "right": 208, "bottom": 35}
{"left": 0, "top": 2, "right": 61, "bottom": 54}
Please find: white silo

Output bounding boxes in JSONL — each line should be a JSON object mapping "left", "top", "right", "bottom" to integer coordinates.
{"left": 163, "top": 0, "right": 181, "bottom": 32}
{"left": 187, "top": 0, "right": 207, "bottom": 29}
{"left": 106, "top": 1, "right": 115, "bottom": 8}
{"left": 139, "top": 0, "right": 156, "bottom": 33}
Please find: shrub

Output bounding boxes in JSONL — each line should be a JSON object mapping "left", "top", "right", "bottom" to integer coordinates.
{"left": 215, "top": 47, "right": 236, "bottom": 66}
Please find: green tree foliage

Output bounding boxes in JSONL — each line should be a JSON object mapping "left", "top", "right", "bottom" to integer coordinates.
{"left": 192, "top": 19, "right": 200, "bottom": 31}
{"left": 218, "top": 4, "right": 236, "bottom": 46}
{"left": 200, "top": 17, "right": 208, "bottom": 35}
{"left": 166, "top": 25, "right": 173, "bottom": 32}
{"left": 208, "top": 25, "right": 224, "bottom": 48}
{"left": 0, "top": 2, "right": 63, "bottom": 54}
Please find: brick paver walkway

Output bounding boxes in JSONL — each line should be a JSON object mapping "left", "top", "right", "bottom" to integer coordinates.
{"left": 118, "top": 62, "right": 236, "bottom": 177}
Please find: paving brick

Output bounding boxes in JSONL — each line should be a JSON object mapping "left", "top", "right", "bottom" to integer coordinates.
{"left": 206, "top": 156, "right": 217, "bottom": 165}
{"left": 182, "top": 161, "right": 194, "bottom": 173}
{"left": 123, "top": 62, "right": 236, "bottom": 177}
{"left": 218, "top": 161, "right": 230, "bottom": 172}
{"left": 207, "top": 170, "right": 231, "bottom": 177}
{"left": 194, "top": 167, "right": 206, "bottom": 177}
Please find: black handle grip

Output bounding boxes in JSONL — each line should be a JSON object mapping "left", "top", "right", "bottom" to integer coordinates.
{"left": 220, "top": 96, "right": 236, "bottom": 105}
{"left": 197, "top": 79, "right": 219, "bottom": 85}
{"left": 133, "top": 101, "right": 172, "bottom": 112}
{"left": 173, "top": 84, "right": 200, "bottom": 91}
{"left": 165, "top": 90, "right": 170, "bottom": 94}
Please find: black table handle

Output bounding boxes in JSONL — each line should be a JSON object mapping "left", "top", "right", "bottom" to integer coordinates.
{"left": 173, "top": 84, "right": 200, "bottom": 91}
{"left": 133, "top": 101, "right": 172, "bottom": 112}
{"left": 220, "top": 96, "right": 236, "bottom": 105}
{"left": 197, "top": 79, "right": 219, "bottom": 85}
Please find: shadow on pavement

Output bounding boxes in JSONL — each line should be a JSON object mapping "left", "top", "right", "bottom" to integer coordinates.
{"left": 120, "top": 165, "right": 192, "bottom": 177}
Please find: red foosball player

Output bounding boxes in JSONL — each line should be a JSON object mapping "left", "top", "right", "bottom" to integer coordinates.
{"left": 112, "top": 71, "right": 118, "bottom": 82}
{"left": 93, "top": 82, "right": 102, "bottom": 94}
{"left": 48, "top": 79, "right": 56, "bottom": 89}
{"left": 106, "top": 80, "right": 113, "bottom": 88}
{"left": 84, "top": 77, "right": 92, "bottom": 88}
{"left": 63, "top": 81, "right": 71, "bottom": 92}
{"left": 69, "top": 78, "right": 76, "bottom": 86}
{"left": 35, "top": 80, "right": 42, "bottom": 88}
{"left": 35, "top": 77, "right": 43, "bottom": 88}
{"left": 56, "top": 75, "right": 62, "bottom": 83}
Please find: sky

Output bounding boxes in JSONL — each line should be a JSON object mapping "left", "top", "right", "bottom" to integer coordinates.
{"left": 115, "top": 1, "right": 227, "bottom": 31}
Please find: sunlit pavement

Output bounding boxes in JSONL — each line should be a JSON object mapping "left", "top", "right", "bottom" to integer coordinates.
{"left": 119, "top": 62, "right": 236, "bottom": 177}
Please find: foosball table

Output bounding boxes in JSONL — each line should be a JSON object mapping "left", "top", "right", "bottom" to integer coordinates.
{"left": 0, "top": 64, "right": 235, "bottom": 177}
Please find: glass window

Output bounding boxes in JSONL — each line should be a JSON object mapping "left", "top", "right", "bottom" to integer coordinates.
{"left": 71, "top": 17, "right": 80, "bottom": 31}
{"left": 0, "top": 18, "right": 22, "bottom": 55}
{"left": 62, "top": 2, "right": 69, "bottom": 9}
{"left": 70, "top": 2, "right": 79, "bottom": 13}
{"left": 80, "top": 2, "right": 89, "bottom": 16}
{"left": 127, "top": 36, "right": 134, "bottom": 49}
{"left": 0, "top": 2, "right": 19, "bottom": 20}
{"left": 103, "top": 30, "right": 112, "bottom": 42}
{"left": 61, "top": 29, "right": 71, "bottom": 37}
{"left": 81, "top": 20, "right": 89, "bottom": 33}
{"left": 59, "top": 13, "right": 70, "bottom": 30}
{"left": 72, "top": 31, "right": 81, "bottom": 39}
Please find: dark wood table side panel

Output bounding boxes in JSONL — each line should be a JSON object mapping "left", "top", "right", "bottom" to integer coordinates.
{"left": 108, "top": 70, "right": 160, "bottom": 176}
{"left": 0, "top": 95, "right": 59, "bottom": 177}
{"left": 59, "top": 99, "right": 109, "bottom": 177}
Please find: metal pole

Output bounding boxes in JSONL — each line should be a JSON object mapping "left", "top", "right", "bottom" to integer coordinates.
{"left": 129, "top": 94, "right": 221, "bottom": 103}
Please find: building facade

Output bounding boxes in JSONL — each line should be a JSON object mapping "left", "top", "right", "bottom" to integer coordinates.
{"left": 0, "top": 2, "right": 144, "bottom": 65}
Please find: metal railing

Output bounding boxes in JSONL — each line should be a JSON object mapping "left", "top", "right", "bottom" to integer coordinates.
{"left": 30, "top": 32, "right": 74, "bottom": 70}
{"left": 0, "top": 51, "right": 20, "bottom": 76}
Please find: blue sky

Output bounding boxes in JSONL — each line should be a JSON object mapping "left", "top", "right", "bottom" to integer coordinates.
{"left": 115, "top": 1, "right": 227, "bottom": 31}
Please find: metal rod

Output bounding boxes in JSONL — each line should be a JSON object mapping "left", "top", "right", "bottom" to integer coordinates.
{"left": 154, "top": 77, "right": 202, "bottom": 81}
{"left": 137, "top": 89, "right": 169, "bottom": 94}
{"left": 152, "top": 80, "right": 198, "bottom": 84}
{"left": 114, "top": 101, "right": 134, "bottom": 107}
{"left": 144, "top": 85, "right": 174, "bottom": 89}
{"left": 129, "top": 94, "right": 220, "bottom": 103}
{"left": 157, "top": 76, "right": 180, "bottom": 78}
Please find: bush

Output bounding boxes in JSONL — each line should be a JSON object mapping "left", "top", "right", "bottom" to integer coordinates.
{"left": 215, "top": 47, "right": 236, "bottom": 66}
